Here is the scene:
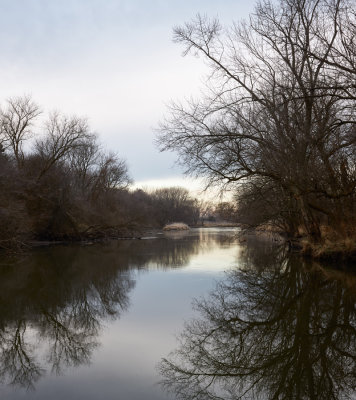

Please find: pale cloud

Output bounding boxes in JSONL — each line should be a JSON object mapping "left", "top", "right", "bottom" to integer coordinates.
{"left": 0, "top": 0, "right": 253, "bottom": 184}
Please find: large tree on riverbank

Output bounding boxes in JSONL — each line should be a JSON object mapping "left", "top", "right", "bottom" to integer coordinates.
{"left": 157, "top": 0, "right": 356, "bottom": 248}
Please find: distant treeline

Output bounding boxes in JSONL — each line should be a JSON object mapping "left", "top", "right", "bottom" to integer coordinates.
{"left": 0, "top": 96, "right": 201, "bottom": 249}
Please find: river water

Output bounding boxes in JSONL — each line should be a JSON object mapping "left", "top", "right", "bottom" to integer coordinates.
{"left": 0, "top": 228, "right": 355, "bottom": 400}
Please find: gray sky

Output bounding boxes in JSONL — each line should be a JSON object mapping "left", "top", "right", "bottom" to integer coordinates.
{"left": 0, "top": 0, "right": 253, "bottom": 193}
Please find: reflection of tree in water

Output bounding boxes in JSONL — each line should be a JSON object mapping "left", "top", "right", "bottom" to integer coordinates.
{"left": 0, "top": 228, "right": 235, "bottom": 390}
{"left": 0, "top": 246, "right": 135, "bottom": 390}
{"left": 133, "top": 236, "right": 202, "bottom": 268}
{"left": 160, "top": 241, "right": 356, "bottom": 400}
{"left": 153, "top": 232, "right": 235, "bottom": 268}
{"left": 0, "top": 320, "right": 44, "bottom": 389}
{"left": 111, "top": 228, "right": 237, "bottom": 269}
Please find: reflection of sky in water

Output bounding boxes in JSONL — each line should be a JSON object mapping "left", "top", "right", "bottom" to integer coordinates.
{"left": 0, "top": 228, "right": 240, "bottom": 400}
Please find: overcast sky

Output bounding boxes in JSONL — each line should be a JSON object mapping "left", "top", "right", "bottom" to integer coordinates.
{"left": 0, "top": 0, "right": 254, "bottom": 194}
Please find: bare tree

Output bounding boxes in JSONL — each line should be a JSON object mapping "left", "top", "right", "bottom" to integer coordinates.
{"left": 157, "top": 0, "right": 356, "bottom": 244}
{"left": 0, "top": 95, "right": 40, "bottom": 167}
{"left": 0, "top": 97, "right": 141, "bottom": 245}
{"left": 91, "top": 152, "right": 132, "bottom": 196}
{"left": 309, "top": 0, "right": 356, "bottom": 99}
{"left": 69, "top": 134, "right": 100, "bottom": 192}
{"left": 35, "top": 112, "right": 93, "bottom": 180}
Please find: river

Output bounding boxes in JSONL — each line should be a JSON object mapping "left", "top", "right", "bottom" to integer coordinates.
{"left": 0, "top": 228, "right": 355, "bottom": 400}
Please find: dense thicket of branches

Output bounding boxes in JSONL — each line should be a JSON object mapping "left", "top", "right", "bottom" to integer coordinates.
{"left": 157, "top": 0, "right": 356, "bottom": 255}
{"left": 0, "top": 97, "right": 200, "bottom": 249}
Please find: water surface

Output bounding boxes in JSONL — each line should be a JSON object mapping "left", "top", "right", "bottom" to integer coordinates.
{"left": 0, "top": 228, "right": 356, "bottom": 400}
{"left": 0, "top": 228, "right": 238, "bottom": 399}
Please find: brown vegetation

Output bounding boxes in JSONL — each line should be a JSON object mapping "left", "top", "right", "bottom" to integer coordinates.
{"left": 163, "top": 222, "right": 190, "bottom": 231}
{"left": 0, "top": 97, "right": 201, "bottom": 249}
{"left": 157, "top": 0, "right": 356, "bottom": 259}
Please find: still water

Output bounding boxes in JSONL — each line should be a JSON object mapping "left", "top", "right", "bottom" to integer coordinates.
{"left": 0, "top": 228, "right": 355, "bottom": 400}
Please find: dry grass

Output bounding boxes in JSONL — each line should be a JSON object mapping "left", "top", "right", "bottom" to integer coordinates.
{"left": 302, "top": 228, "right": 356, "bottom": 260}
{"left": 163, "top": 222, "right": 190, "bottom": 231}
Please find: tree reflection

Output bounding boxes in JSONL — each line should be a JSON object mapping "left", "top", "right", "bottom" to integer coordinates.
{"left": 0, "top": 228, "right": 231, "bottom": 390}
{"left": 0, "top": 246, "right": 136, "bottom": 389}
{"left": 159, "top": 242, "right": 356, "bottom": 400}
{"left": 0, "top": 320, "right": 43, "bottom": 390}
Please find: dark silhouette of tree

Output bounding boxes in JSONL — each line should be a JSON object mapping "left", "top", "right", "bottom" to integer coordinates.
{"left": 157, "top": 0, "right": 356, "bottom": 251}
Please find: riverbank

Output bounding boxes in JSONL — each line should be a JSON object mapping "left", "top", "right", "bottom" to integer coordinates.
{"left": 301, "top": 237, "right": 356, "bottom": 262}
{"left": 0, "top": 226, "right": 162, "bottom": 252}
{"left": 2, "top": 223, "right": 241, "bottom": 252}
{"left": 239, "top": 225, "right": 356, "bottom": 262}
